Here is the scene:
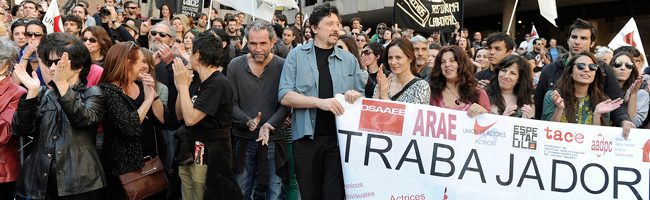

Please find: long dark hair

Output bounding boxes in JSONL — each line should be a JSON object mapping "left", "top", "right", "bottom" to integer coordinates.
{"left": 339, "top": 35, "right": 363, "bottom": 69}
{"left": 487, "top": 55, "right": 534, "bottom": 115}
{"left": 556, "top": 52, "right": 608, "bottom": 123}
{"left": 610, "top": 52, "right": 638, "bottom": 92}
{"left": 430, "top": 45, "right": 479, "bottom": 103}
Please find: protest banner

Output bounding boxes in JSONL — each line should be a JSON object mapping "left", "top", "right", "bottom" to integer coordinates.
{"left": 394, "top": 0, "right": 463, "bottom": 32}
{"left": 180, "top": 0, "right": 202, "bottom": 18}
{"left": 334, "top": 95, "right": 650, "bottom": 199}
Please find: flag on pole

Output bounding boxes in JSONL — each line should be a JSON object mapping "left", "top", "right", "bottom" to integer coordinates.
{"left": 42, "top": 0, "right": 63, "bottom": 33}
{"left": 608, "top": 18, "right": 648, "bottom": 69}
{"left": 538, "top": 0, "right": 558, "bottom": 27}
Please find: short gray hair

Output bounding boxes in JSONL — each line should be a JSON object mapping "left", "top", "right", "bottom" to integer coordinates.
{"left": 410, "top": 35, "right": 428, "bottom": 45}
{"left": 0, "top": 37, "right": 19, "bottom": 75}
{"left": 245, "top": 19, "right": 276, "bottom": 41}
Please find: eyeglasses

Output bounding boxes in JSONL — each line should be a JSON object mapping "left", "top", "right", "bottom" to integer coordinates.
{"left": 361, "top": 50, "right": 373, "bottom": 56}
{"left": 336, "top": 45, "right": 344, "bottom": 49}
{"left": 126, "top": 41, "right": 137, "bottom": 52}
{"left": 45, "top": 58, "right": 60, "bottom": 67}
{"left": 150, "top": 30, "right": 170, "bottom": 38}
{"left": 574, "top": 63, "right": 598, "bottom": 71}
{"left": 127, "top": 7, "right": 138, "bottom": 9}
{"left": 613, "top": 62, "right": 634, "bottom": 69}
{"left": 26, "top": 32, "right": 44, "bottom": 38}
{"left": 81, "top": 37, "right": 97, "bottom": 43}
{"left": 351, "top": 32, "right": 358, "bottom": 35}
{"left": 356, "top": 39, "right": 366, "bottom": 42}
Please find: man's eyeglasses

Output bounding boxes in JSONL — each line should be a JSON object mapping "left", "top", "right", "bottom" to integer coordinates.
{"left": 613, "top": 62, "right": 634, "bottom": 69}
{"left": 361, "top": 50, "right": 373, "bottom": 56}
{"left": 26, "top": 32, "right": 44, "bottom": 38}
{"left": 81, "top": 37, "right": 97, "bottom": 43}
{"left": 574, "top": 63, "right": 598, "bottom": 71}
{"left": 150, "top": 30, "right": 170, "bottom": 38}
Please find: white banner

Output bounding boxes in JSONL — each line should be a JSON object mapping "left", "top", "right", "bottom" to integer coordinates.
{"left": 335, "top": 95, "right": 650, "bottom": 200}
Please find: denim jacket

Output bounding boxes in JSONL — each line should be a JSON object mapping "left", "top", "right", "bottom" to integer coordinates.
{"left": 278, "top": 41, "right": 365, "bottom": 141}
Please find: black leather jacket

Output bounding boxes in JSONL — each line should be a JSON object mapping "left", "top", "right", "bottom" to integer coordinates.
{"left": 12, "top": 83, "right": 106, "bottom": 199}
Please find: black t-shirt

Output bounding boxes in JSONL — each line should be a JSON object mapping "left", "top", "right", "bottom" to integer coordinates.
{"left": 186, "top": 71, "right": 233, "bottom": 132}
{"left": 314, "top": 46, "right": 336, "bottom": 136}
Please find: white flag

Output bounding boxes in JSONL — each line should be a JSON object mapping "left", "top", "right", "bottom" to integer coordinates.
{"left": 42, "top": 0, "right": 63, "bottom": 33}
{"left": 531, "top": 25, "right": 540, "bottom": 39}
{"left": 608, "top": 18, "right": 648, "bottom": 69}
{"left": 538, "top": 0, "right": 558, "bottom": 27}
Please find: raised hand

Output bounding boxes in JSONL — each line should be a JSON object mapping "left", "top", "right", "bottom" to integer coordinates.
{"left": 140, "top": 73, "right": 156, "bottom": 101}
{"left": 502, "top": 105, "right": 518, "bottom": 116}
{"left": 172, "top": 57, "right": 192, "bottom": 89}
{"left": 521, "top": 104, "right": 535, "bottom": 119}
{"left": 595, "top": 98, "right": 624, "bottom": 115}
{"left": 247, "top": 112, "right": 261, "bottom": 131}
{"left": 376, "top": 69, "right": 389, "bottom": 99}
{"left": 52, "top": 52, "right": 72, "bottom": 84}
{"left": 140, "top": 19, "right": 152, "bottom": 35}
{"left": 551, "top": 90, "right": 565, "bottom": 109}
{"left": 13, "top": 64, "right": 40, "bottom": 91}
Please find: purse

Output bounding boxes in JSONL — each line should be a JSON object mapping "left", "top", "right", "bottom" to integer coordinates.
{"left": 118, "top": 126, "right": 169, "bottom": 200}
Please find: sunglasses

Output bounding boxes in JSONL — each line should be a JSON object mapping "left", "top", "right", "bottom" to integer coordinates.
{"left": 613, "top": 62, "right": 634, "bottom": 69}
{"left": 378, "top": 27, "right": 387, "bottom": 30}
{"left": 127, "top": 41, "right": 137, "bottom": 51}
{"left": 150, "top": 30, "right": 170, "bottom": 38}
{"left": 336, "top": 45, "right": 344, "bottom": 49}
{"left": 574, "top": 63, "right": 598, "bottom": 71}
{"left": 361, "top": 50, "right": 373, "bottom": 56}
{"left": 351, "top": 32, "right": 358, "bottom": 35}
{"left": 127, "top": 7, "right": 138, "bottom": 9}
{"left": 81, "top": 37, "right": 97, "bottom": 43}
{"left": 45, "top": 58, "right": 60, "bottom": 67}
{"left": 356, "top": 39, "right": 365, "bottom": 42}
{"left": 26, "top": 32, "right": 44, "bottom": 38}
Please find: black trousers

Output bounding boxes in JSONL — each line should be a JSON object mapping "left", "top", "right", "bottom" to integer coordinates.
{"left": 0, "top": 182, "right": 15, "bottom": 200}
{"left": 293, "top": 136, "right": 344, "bottom": 200}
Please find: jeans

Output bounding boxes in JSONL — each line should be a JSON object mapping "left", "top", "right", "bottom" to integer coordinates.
{"left": 236, "top": 140, "right": 283, "bottom": 200}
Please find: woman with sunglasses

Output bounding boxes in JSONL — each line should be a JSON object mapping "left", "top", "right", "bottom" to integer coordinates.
{"left": 430, "top": 46, "right": 491, "bottom": 117}
{"left": 16, "top": 20, "right": 46, "bottom": 85}
{"left": 12, "top": 33, "right": 106, "bottom": 200}
{"left": 542, "top": 52, "right": 623, "bottom": 125}
{"left": 374, "top": 38, "right": 430, "bottom": 104}
{"left": 355, "top": 33, "right": 368, "bottom": 55}
{"left": 486, "top": 55, "right": 535, "bottom": 118}
{"left": 98, "top": 41, "right": 160, "bottom": 199}
{"left": 81, "top": 26, "right": 114, "bottom": 66}
{"left": 611, "top": 52, "right": 648, "bottom": 127}
{"left": 361, "top": 42, "right": 388, "bottom": 98}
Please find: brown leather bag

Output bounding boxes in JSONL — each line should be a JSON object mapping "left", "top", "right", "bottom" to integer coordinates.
{"left": 118, "top": 127, "right": 168, "bottom": 200}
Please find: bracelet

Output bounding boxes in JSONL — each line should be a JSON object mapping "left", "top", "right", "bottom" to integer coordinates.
{"left": 153, "top": 95, "right": 160, "bottom": 101}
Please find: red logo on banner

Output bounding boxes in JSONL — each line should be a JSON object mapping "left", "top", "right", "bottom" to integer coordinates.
{"left": 473, "top": 119, "right": 496, "bottom": 135}
{"left": 624, "top": 32, "right": 637, "bottom": 47}
{"left": 359, "top": 99, "right": 406, "bottom": 136}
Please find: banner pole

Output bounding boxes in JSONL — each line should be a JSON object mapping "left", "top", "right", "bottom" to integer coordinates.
{"left": 506, "top": 0, "right": 519, "bottom": 33}
{"left": 207, "top": 0, "right": 214, "bottom": 28}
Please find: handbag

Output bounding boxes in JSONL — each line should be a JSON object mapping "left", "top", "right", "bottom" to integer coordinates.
{"left": 118, "top": 126, "right": 169, "bottom": 200}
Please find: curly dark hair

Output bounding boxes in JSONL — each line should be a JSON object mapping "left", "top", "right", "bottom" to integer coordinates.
{"left": 429, "top": 45, "right": 479, "bottom": 104}
{"left": 556, "top": 52, "right": 608, "bottom": 123}
{"left": 486, "top": 55, "right": 534, "bottom": 115}
{"left": 610, "top": 52, "right": 638, "bottom": 92}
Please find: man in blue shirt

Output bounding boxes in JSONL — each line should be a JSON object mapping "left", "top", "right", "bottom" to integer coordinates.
{"left": 278, "top": 3, "right": 364, "bottom": 199}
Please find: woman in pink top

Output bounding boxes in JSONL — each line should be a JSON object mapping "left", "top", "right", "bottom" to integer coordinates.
{"left": 429, "top": 46, "right": 491, "bottom": 117}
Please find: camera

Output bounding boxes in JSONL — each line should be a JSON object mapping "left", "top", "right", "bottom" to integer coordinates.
{"left": 100, "top": 6, "right": 111, "bottom": 16}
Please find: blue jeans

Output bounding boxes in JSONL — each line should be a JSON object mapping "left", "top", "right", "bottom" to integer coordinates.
{"left": 236, "top": 140, "right": 283, "bottom": 200}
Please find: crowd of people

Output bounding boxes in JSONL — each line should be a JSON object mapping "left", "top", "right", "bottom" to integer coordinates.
{"left": 0, "top": 0, "right": 648, "bottom": 199}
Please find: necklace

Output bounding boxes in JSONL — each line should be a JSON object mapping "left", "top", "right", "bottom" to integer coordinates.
{"left": 445, "top": 86, "right": 461, "bottom": 105}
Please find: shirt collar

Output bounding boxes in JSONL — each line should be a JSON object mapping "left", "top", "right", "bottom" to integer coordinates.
{"left": 301, "top": 40, "right": 343, "bottom": 60}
